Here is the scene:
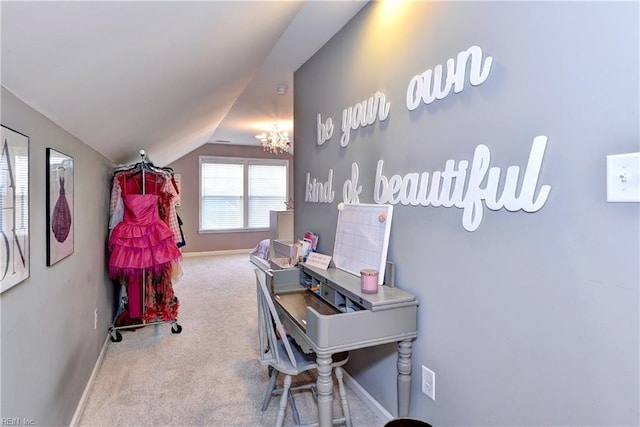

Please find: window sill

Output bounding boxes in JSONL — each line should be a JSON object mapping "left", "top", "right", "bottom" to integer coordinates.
{"left": 198, "top": 228, "right": 269, "bottom": 234}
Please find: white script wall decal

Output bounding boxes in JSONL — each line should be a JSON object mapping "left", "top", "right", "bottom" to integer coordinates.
{"left": 373, "top": 136, "right": 551, "bottom": 231}
{"left": 341, "top": 91, "right": 390, "bottom": 147}
{"left": 343, "top": 162, "right": 363, "bottom": 204}
{"left": 317, "top": 113, "right": 334, "bottom": 146}
{"left": 406, "top": 45, "right": 493, "bottom": 111}
{"left": 305, "top": 169, "right": 335, "bottom": 203}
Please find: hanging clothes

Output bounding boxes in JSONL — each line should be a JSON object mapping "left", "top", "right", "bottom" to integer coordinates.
{"left": 108, "top": 194, "right": 181, "bottom": 276}
{"left": 110, "top": 167, "right": 182, "bottom": 245}
{"left": 108, "top": 159, "right": 183, "bottom": 321}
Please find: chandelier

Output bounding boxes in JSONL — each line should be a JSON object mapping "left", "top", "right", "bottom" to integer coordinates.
{"left": 256, "top": 124, "right": 291, "bottom": 154}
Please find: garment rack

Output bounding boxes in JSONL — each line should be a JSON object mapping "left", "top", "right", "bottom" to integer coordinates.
{"left": 109, "top": 149, "right": 183, "bottom": 342}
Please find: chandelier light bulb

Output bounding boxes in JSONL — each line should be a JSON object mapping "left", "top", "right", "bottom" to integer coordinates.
{"left": 256, "top": 124, "right": 291, "bottom": 154}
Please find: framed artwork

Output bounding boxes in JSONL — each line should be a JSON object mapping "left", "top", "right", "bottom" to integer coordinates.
{"left": 46, "top": 148, "right": 74, "bottom": 266}
{"left": 0, "top": 125, "right": 30, "bottom": 293}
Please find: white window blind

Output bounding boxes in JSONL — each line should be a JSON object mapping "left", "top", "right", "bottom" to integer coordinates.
{"left": 200, "top": 157, "right": 288, "bottom": 232}
{"left": 248, "top": 163, "right": 287, "bottom": 228}
{"left": 0, "top": 155, "right": 29, "bottom": 231}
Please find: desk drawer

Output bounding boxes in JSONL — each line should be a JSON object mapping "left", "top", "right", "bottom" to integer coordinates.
{"left": 305, "top": 304, "right": 418, "bottom": 350}
{"left": 319, "top": 284, "right": 337, "bottom": 306}
{"left": 319, "top": 282, "right": 363, "bottom": 312}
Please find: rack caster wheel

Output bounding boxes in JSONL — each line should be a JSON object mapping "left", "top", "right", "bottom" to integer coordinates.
{"left": 110, "top": 330, "right": 122, "bottom": 342}
{"left": 171, "top": 323, "right": 182, "bottom": 334}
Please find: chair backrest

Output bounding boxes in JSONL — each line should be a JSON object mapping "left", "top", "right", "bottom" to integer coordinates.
{"left": 255, "top": 268, "right": 297, "bottom": 369}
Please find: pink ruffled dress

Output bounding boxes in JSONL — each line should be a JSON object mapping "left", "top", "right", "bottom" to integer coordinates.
{"left": 109, "top": 194, "right": 181, "bottom": 275}
{"left": 109, "top": 193, "right": 182, "bottom": 320}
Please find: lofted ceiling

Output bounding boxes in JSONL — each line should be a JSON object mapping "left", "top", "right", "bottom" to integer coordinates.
{"left": 1, "top": 1, "right": 367, "bottom": 166}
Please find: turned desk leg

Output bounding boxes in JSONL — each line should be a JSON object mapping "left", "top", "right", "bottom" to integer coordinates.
{"left": 397, "top": 339, "right": 413, "bottom": 416}
{"left": 316, "top": 352, "right": 333, "bottom": 427}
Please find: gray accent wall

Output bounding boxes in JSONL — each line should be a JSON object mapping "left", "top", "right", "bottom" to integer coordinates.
{"left": 294, "top": 2, "right": 639, "bottom": 426}
{"left": 1, "top": 87, "right": 115, "bottom": 425}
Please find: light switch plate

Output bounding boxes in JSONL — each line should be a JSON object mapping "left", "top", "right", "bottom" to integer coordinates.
{"left": 606, "top": 152, "right": 640, "bottom": 202}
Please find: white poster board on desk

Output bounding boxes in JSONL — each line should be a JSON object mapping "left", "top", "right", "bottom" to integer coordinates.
{"left": 332, "top": 203, "right": 393, "bottom": 285}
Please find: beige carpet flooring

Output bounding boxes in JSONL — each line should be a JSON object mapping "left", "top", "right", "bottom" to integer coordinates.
{"left": 78, "top": 253, "right": 386, "bottom": 426}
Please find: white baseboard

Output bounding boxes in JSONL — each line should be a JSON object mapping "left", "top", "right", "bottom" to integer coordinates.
{"left": 69, "top": 333, "right": 110, "bottom": 427}
{"left": 182, "top": 249, "right": 252, "bottom": 258}
{"left": 343, "top": 370, "right": 393, "bottom": 423}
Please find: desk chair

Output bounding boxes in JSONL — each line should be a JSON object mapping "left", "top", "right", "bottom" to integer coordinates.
{"left": 255, "top": 269, "right": 352, "bottom": 427}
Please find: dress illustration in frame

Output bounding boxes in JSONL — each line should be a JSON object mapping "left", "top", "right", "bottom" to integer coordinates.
{"left": 46, "top": 148, "right": 74, "bottom": 266}
{"left": 0, "top": 125, "right": 30, "bottom": 293}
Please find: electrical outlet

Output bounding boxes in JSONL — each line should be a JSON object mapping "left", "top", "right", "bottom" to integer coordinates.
{"left": 422, "top": 365, "right": 435, "bottom": 400}
{"left": 94, "top": 308, "right": 98, "bottom": 330}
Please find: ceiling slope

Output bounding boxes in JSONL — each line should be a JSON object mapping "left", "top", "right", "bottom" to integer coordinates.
{"left": 1, "top": 1, "right": 367, "bottom": 165}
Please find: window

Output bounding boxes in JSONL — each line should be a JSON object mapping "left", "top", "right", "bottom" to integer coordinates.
{"left": 199, "top": 156, "right": 288, "bottom": 232}
{"left": 0, "top": 154, "right": 28, "bottom": 231}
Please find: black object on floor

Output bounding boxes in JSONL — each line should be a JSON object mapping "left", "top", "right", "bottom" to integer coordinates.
{"left": 384, "top": 417, "right": 432, "bottom": 427}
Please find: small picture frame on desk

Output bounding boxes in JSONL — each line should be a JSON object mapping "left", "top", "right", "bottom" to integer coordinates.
{"left": 305, "top": 252, "right": 332, "bottom": 270}
{"left": 46, "top": 148, "right": 74, "bottom": 266}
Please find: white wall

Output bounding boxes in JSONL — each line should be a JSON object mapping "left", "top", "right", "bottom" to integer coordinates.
{"left": 0, "top": 87, "right": 116, "bottom": 425}
{"left": 294, "top": 2, "right": 639, "bottom": 425}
